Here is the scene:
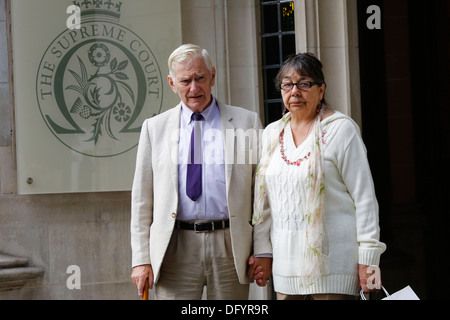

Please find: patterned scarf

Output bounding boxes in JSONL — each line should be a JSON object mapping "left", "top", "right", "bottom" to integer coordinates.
{"left": 253, "top": 112, "right": 327, "bottom": 285}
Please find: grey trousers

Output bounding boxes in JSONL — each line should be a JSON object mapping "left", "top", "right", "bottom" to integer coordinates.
{"left": 155, "top": 227, "right": 249, "bottom": 300}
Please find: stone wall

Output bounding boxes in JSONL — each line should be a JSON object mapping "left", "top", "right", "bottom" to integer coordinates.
{"left": 0, "top": 0, "right": 136, "bottom": 299}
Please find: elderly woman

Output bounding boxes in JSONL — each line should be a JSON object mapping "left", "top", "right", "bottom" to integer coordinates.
{"left": 252, "top": 53, "right": 386, "bottom": 300}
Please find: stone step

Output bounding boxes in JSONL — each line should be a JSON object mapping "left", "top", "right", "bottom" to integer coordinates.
{"left": 0, "top": 267, "right": 44, "bottom": 280}
{"left": 0, "top": 267, "right": 44, "bottom": 291}
{"left": 0, "top": 253, "right": 29, "bottom": 268}
{"left": 0, "top": 253, "right": 44, "bottom": 291}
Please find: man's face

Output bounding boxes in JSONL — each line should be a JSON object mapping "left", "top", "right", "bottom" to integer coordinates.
{"left": 168, "top": 57, "right": 216, "bottom": 113}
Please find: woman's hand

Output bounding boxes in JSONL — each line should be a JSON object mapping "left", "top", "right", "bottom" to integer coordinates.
{"left": 359, "top": 264, "right": 382, "bottom": 293}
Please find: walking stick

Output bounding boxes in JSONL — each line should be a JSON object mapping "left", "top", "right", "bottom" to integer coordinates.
{"left": 142, "top": 281, "right": 149, "bottom": 300}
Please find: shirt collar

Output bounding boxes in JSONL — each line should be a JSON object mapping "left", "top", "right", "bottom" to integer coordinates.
{"left": 181, "top": 96, "right": 217, "bottom": 125}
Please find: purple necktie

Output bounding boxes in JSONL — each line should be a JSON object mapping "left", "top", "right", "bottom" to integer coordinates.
{"left": 186, "top": 113, "right": 204, "bottom": 201}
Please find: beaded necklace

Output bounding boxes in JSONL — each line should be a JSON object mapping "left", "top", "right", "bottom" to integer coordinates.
{"left": 279, "top": 129, "right": 311, "bottom": 166}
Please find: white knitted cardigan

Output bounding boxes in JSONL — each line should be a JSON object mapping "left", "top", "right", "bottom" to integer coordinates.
{"left": 262, "top": 111, "right": 386, "bottom": 296}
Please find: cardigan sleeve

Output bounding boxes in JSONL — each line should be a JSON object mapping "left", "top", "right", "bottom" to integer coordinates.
{"left": 253, "top": 191, "right": 273, "bottom": 255}
{"left": 334, "top": 120, "right": 387, "bottom": 266}
{"left": 252, "top": 123, "right": 275, "bottom": 255}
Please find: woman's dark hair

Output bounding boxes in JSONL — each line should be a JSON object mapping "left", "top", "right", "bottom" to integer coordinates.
{"left": 275, "top": 53, "right": 327, "bottom": 105}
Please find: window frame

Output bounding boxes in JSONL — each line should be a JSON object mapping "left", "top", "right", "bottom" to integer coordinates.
{"left": 260, "top": 0, "right": 296, "bottom": 125}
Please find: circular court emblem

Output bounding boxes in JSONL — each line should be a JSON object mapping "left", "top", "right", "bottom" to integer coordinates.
{"left": 37, "top": 7, "right": 162, "bottom": 157}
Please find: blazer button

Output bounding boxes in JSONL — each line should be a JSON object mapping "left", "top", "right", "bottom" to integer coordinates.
{"left": 171, "top": 212, "right": 177, "bottom": 219}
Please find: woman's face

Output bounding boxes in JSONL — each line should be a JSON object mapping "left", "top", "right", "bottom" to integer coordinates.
{"left": 280, "top": 70, "right": 325, "bottom": 116}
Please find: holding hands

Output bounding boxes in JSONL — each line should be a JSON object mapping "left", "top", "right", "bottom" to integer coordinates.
{"left": 247, "top": 255, "right": 272, "bottom": 287}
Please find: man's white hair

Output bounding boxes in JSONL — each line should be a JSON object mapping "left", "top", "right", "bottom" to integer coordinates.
{"left": 168, "top": 44, "right": 213, "bottom": 77}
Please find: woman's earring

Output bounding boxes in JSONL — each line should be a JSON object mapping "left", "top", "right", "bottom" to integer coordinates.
{"left": 316, "top": 104, "right": 323, "bottom": 114}
{"left": 282, "top": 106, "right": 287, "bottom": 116}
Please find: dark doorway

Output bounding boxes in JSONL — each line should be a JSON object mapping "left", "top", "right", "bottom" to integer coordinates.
{"left": 357, "top": 0, "right": 450, "bottom": 299}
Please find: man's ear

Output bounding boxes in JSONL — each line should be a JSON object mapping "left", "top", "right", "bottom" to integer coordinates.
{"left": 210, "top": 67, "right": 216, "bottom": 87}
{"left": 167, "top": 75, "right": 178, "bottom": 94}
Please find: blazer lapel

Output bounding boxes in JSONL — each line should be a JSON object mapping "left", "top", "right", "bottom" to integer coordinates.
{"left": 218, "top": 102, "right": 234, "bottom": 195}
{"left": 167, "top": 104, "right": 182, "bottom": 193}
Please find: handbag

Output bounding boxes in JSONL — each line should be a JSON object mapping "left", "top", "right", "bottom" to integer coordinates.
{"left": 360, "top": 286, "right": 420, "bottom": 300}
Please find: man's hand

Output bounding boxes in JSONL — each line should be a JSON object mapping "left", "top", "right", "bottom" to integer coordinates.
{"left": 247, "top": 255, "right": 272, "bottom": 287}
{"left": 131, "top": 264, "right": 154, "bottom": 297}
{"left": 247, "top": 255, "right": 262, "bottom": 280}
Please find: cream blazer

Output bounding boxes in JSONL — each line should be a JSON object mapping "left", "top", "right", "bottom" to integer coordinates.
{"left": 131, "top": 101, "right": 263, "bottom": 284}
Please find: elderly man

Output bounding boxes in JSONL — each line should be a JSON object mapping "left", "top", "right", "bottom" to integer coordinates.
{"left": 130, "top": 44, "right": 264, "bottom": 299}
